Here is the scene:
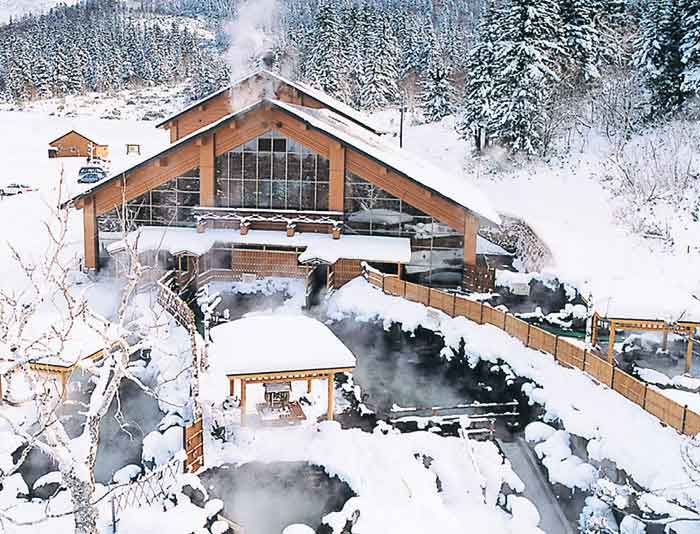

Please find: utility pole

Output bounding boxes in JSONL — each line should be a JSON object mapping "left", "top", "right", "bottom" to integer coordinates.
{"left": 399, "top": 92, "right": 407, "bottom": 148}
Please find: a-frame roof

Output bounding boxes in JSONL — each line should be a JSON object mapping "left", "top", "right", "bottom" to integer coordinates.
{"left": 48, "top": 129, "right": 104, "bottom": 147}
{"left": 66, "top": 99, "right": 500, "bottom": 225}
{"left": 155, "top": 68, "right": 383, "bottom": 135}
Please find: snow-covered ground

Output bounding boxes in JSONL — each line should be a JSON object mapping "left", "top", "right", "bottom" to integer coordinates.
{"left": 374, "top": 111, "right": 700, "bottom": 324}
{"left": 327, "top": 279, "right": 700, "bottom": 517}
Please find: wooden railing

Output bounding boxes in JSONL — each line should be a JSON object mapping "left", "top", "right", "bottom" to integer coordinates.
{"left": 363, "top": 266, "right": 700, "bottom": 437}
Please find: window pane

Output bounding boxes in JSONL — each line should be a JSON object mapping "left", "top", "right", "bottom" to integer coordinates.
{"left": 229, "top": 181, "right": 243, "bottom": 208}
{"left": 258, "top": 138, "right": 272, "bottom": 152}
{"left": 317, "top": 156, "right": 329, "bottom": 181}
{"left": 258, "top": 153, "right": 272, "bottom": 180}
{"left": 272, "top": 153, "right": 286, "bottom": 181}
{"left": 180, "top": 192, "right": 200, "bottom": 207}
{"left": 302, "top": 155, "right": 316, "bottom": 182}
{"left": 316, "top": 183, "right": 329, "bottom": 210}
{"left": 243, "top": 153, "right": 256, "bottom": 179}
{"left": 258, "top": 180, "right": 272, "bottom": 208}
{"left": 301, "top": 182, "right": 315, "bottom": 210}
{"left": 287, "top": 154, "right": 301, "bottom": 181}
{"left": 273, "top": 138, "right": 287, "bottom": 153}
{"left": 230, "top": 152, "right": 243, "bottom": 180}
{"left": 243, "top": 181, "right": 257, "bottom": 207}
{"left": 287, "top": 181, "right": 301, "bottom": 210}
{"left": 271, "top": 182, "right": 286, "bottom": 209}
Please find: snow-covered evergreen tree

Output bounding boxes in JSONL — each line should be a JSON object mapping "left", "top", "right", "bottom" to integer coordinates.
{"left": 359, "top": 15, "right": 400, "bottom": 110}
{"left": 635, "top": 0, "right": 688, "bottom": 117}
{"left": 560, "top": 0, "right": 601, "bottom": 81}
{"left": 488, "top": 0, "right": 567, "bottom": 154}
{"left": 680, "top": 0, "right": 700, "bottom": 95}
{"left": 418, "top": 57, "right": 456, "bottom": 122}
{"left": 304, "top": 3, "right": 350, "bottom": 102}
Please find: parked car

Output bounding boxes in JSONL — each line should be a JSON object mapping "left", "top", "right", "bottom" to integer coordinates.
{"left": 78, "top": 166, "right": 107, "bottom": 184}
{"left": 1, "top": 183, "right": 34, "bottom": 195}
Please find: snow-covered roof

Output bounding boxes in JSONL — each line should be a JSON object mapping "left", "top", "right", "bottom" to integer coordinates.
{"left": 68, "top": 98, "right": 500, "bottom": 227}
{"left": 207, "top": 314, "right": 356, "bottom": 376}
{"left": 2, "top": 313, "right": 112, "bottom": 369}
{"left": 477, "top": 236, "right": 512, "bottom": 256}
{"left": 593, "top": 286, "right": 700, "bottom": 324}
{"left": 271, "top": 100, "right": 501, "bottom": 225}
{"left": 106, "top": 226, "right": 412, "bottom": 265}
{"left": 156, "top": 68, "right": 382, "bottom": 134}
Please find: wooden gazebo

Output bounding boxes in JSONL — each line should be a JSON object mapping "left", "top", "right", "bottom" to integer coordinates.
{"left": 592, "top": 312, "right": 700, "bottom": 373}
{"left": 207, "top": 315, "right": 356, "bottom": 426}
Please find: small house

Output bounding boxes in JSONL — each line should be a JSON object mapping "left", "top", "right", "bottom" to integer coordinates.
{"left": 48, "top": 130, "right": 109, "bottom": 159}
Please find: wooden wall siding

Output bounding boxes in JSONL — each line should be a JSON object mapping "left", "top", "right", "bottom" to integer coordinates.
{"left": 384, "top": 276, "right": 406, "bottom": 297}
{"left": 430, "top": 288, "right": 455, "bottom": 316}
{"left": 555, "top": 339, "right": 586, "bottom": 370}
{"left": 482, "top": 306, "right": 506, "bottom": 329}
{"left": 584, "top": 353, "right": 613, "bottom": 387}
{"left": 346, "top": 150, "right": 466, "bottom": 232}
{"left": 527, "top": 325, "right": 558, "bottom": 355}
{"left": 230, "top": 249, "right": 308, "bottom": 278}
{"left": 644, "top": 388, "right": 686, "bottom": 432}
{"left": 404, "top": 281, "right": 430, "bottom": 306}
{"left": 612, "top": 370, "right": 647, "bottom": 407}
{"left": 51, "top": 131, "right": 108, "bottom": 159}
{"left": 363, "top": 266, "right": 700, "bottom": 436}
{"left": 83, "top": 195, "right": 98, "bottom": 269}
{"left": 332, "top": 259, "right": 363, "bottom": 288}
{"left": 505, "top": 315, "right": 530, "bottom": 345}
{"left": 174, "top": 91, "right": 233, "bottom": 141}
{"left": 455, "top": 296, "right": 483, "bottom": 324}
{"left": 199, "top": 134, "right": 215, "bottom": 207}
{"left": 685, "top": 409, "right": 700, "bottom": 435}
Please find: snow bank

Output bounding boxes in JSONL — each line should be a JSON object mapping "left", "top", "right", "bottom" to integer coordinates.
{"left": 209, "top": 421, "right": 540, "bottom": 534}
{"left": 327, "top": 278, "right": 700, "bottom": 510}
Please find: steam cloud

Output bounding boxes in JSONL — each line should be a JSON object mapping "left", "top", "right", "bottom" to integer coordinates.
{"left": 225, "top": 0, "right": 283, "bottom": 81}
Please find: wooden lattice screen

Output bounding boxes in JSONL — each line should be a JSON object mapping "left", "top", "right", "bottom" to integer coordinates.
{"left": 184, "top": 417, "right": 204, "bottom": 473}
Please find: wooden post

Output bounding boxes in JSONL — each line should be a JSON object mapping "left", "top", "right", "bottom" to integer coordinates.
{"left": 329, "top": 143, "right": 346, "bottom": 211}
{"left": 591, "top": 314, "right": 599, "bottom": 346}
{"left": 83, "top": 195, "right": 98, "bottom": 270}
{"left": 307, "top": 378, "right": 312, "bottom": 394}
{"left": 686, "top": 335, "right": 694, "bottom": 375}
{"left": 169, "top": 120, "right": 179, "bottom": 143}
{"left": 229, "top": 377, "right": 235, "bottom": 397}
{"left": 661, "top": 329, "right": 669, "bottom": 352}
{"left": 199, "top": 133, "right": 216, "bottom": 207}
{"left": 607, "top": 322, "right": 616, "bottom": 364}
{"left": 463, "top": 212, "right": 478, "bottom": 267}
{"left": 327, "top": 374, "right": 334, "bottom": 421}
{"left": 240, "top": 379, "right": 247, "bottom": 426}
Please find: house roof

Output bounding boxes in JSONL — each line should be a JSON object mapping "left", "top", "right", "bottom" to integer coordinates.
{"left": 106, "top": 225, "right": 413, "bottom": 265}
{"left": 155, "top": 68, "right": 383, "bottom": 135}
{"left": 48, "top": 129, "right": 105, "bottom": 147}
{"left": 207, "top": 314, "right": 357, "bottom": 377}
{"left": 66, "top": 98, "right": 500, "bottom": 225}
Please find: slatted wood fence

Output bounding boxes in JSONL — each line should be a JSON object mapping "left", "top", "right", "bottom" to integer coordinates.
{"left": 363, "top": 266, "right": 700, "bottom": 436}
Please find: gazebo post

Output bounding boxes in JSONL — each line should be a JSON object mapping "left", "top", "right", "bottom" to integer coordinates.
{"left": 661, "top": 329, "right": 669, "bottom": 352}
{"left": 240, "top": 379, "right": 247, "bottom": 426}
{"left": 229, "top": 377, "right": 236, "bottom": 397}
{"left": 307, "top": 378, "right": 312, "bottom": 394}
{"left": 326, "top": 374, "right": 334, "bottom": 421}
{"left": 686, "top": 335, "right": 694, "bottom": 375}
{"left": 591, "top": 314, "right": 599, "bottom": 346}
{"left": 607, "top": 321, "right": 616, "bottom": 364}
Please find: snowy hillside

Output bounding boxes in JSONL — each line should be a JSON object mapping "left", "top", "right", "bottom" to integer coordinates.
{"left": 0, "top": 0, "right": 76, "bottom": 23}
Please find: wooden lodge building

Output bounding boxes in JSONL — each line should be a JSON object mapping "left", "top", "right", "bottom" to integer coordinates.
{"left": 66, "top": 70, "right": 502, "bottom": 291}
{"left": 49, "top": 130, "right": 109, "bottom": 159}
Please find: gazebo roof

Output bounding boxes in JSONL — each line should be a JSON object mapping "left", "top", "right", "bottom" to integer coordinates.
{"left": 208, "top": 314, "right": 356, "bottom": 378}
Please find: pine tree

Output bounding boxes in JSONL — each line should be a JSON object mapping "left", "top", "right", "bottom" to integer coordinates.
{"left": 304, "top": 3, "right": 350, "bottom": 102}
{"left": 635, "top": 0, "right": 688, "bottom": 117}
{"left": 359, "top": 15, "right": 400, "bottom": 110}
{"left": 418, "top": 57, "right": 456, "bottom": 122}
{"left": 488, "top": 0, "right": 567, "bottom": 154}
{"left": 680, "top": 0, "right": 700, "bottom": 95}
{"left": 560, "top": 0, "right": 601, "bottom": 81}
{"left": 458, "top": 0, "right": 502, "bottom": 152}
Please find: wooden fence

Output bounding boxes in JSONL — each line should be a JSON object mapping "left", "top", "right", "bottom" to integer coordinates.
{"left": 363, "top": 266, "right": 700, "bottom": 437}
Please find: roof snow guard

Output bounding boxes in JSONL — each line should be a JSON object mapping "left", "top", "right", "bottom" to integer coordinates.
{"left": 156, "top": 68, "right": 384, "bottom": 135}
{"left": 66, "top": 98, "right": 501, "bottom": 225}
